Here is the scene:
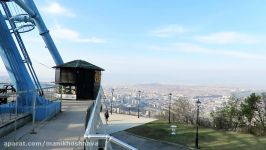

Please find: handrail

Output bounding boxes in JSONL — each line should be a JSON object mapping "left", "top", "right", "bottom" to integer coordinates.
{"left": 84, "top": 86, "right": 138, "bottom": 150}
{"left": 84, "top": 86, "right": 103, "bottom": 135}
{"left": 0, "top": 85, "right": 59, "bottom": 96}
{"left": 85, "top": 134, "right": 138, "bottom": 150}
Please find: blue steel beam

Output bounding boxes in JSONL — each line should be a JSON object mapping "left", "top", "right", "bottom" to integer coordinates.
{"left": 1, "top": 2, "right": 43, "bottom": 96}
{"left": 0, "top": 1, "right": 61, "bottom": 120}
{"left": 14, "top": 0, "right": 64, "bottom": 65}
{"left": 0, "top": 11, "right": 36, "bottom": 105}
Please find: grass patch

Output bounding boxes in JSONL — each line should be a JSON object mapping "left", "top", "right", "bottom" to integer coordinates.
{"left": 126, "top": 120, "right": 266, "bottom": 150}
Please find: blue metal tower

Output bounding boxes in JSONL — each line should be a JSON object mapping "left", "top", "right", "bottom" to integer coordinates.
{"left": 0, "top": 0, "right": 63, "bottom": 120}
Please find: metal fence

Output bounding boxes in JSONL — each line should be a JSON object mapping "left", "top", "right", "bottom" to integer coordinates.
{"left": 42, "top": 86, "right": 59, "bottom": 102}
{"left": 0, "top": 93, "right": 22, "bottom": 125}
{"left": 101, "top": 98, "right": 155, "bottom": 118}
{"left": 108, "top": 107, "right": 154, "bottom": 118}
{"left": 84, "top": 86, "right": 138, "bottom": 150}
{"left": 0, "top": 85, "right": 61, "bottom": 138}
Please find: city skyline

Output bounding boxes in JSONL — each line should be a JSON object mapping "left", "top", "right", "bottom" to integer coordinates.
{"left": 0, "top": 0, "right": 266, "bottom": 88}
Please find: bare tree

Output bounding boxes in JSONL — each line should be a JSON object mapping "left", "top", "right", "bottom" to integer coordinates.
{"left": 171, "top": 97, "right": 194, "bottom": 124}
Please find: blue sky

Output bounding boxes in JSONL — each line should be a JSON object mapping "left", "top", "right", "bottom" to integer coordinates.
{"left": 1, "top": 0, "right": 266, "bottom": 88}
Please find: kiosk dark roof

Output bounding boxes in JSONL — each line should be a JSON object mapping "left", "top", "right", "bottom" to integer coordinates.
{"left": 53, "top": 60, "right": 104, "bottom": 71}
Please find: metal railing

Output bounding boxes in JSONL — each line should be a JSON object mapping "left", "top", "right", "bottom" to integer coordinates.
{"left": 0, "top": 85, "right": 61, "bottom": 134}
{"left": 84, "top": 86, "right": 138, "bottom": 150}
{"left": 86, "top": 134, "right": 137, "bottom": 150}
{"left": 0, "top": 88, "right": 34, "bottom": 126}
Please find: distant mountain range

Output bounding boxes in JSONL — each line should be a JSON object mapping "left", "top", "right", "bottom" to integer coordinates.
{"left": 105, "top": 83, "right": 266, "bottom": 98}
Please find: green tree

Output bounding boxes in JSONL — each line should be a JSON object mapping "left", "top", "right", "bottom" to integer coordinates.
{"left": 240, "top": 93, "right": 261, "bottom": 133}
{"left": 211, "top": 97, "right": 241, "bottom": 130}
{"left": 225, "top": 97, "right": 239, "bottom": 128}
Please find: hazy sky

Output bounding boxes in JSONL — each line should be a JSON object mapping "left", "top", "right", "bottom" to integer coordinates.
{"left": 1, "top": 0, "right": 266, "bottom": 88}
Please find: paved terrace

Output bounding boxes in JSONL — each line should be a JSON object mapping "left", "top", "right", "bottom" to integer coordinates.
{"left": 0, "top": 100, "right": 93, "bottom": 150}
{"left": 0, "top": 100, "right": 186, "bottom": 150}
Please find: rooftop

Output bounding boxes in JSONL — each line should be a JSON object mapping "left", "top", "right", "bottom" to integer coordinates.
{"left": 53, "top": 60, "right": 105, "bottom": 71}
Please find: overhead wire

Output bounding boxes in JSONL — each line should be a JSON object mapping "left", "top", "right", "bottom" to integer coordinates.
{"left": 31, "top": 58, "right": 53, "bottom": 70}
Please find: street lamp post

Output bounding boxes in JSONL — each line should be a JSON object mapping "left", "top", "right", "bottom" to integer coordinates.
{"left": 195, "top": 99, "right": 201, "bottom": 149}
{"left": 137, "top": 90, "right": 141, "bottom": 118}
{"left": 128, "top": 105, "right": 131, "bottom": 115}
{"left": 168, "top": 93, "right": 172, "bottom": 124}
{"left": 111, "top": 88, "right": 114, "bottom": 115}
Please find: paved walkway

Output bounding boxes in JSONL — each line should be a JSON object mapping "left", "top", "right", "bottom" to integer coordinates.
{"left": 100, "top": 113, "right": 156, "bottom": 134}
{"left": 0, "top": 100, "right": 93, "bottom": 150}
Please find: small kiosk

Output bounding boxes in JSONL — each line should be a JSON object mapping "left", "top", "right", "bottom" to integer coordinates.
{"left": 53, "top": 60, "right": 104, "bottom": 100}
